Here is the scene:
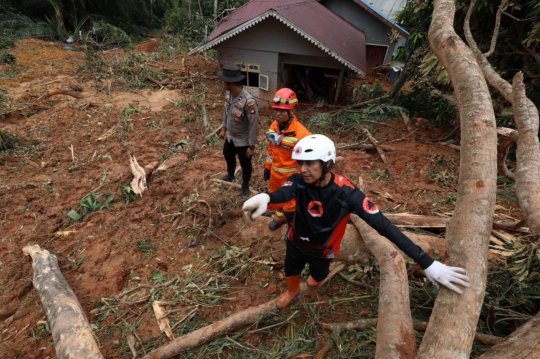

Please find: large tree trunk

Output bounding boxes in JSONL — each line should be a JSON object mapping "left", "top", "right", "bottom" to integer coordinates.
{"left": 349, "top": 214, "right": 416, "bottom": 359}
{"left": 416, "top": 0, "right": 498, "bottom": 358}
{"left": 22, "top": 245, "right": 104, "bottom": 359}
{"left": 477, "top": 311, "right": 540, "bottom": 359}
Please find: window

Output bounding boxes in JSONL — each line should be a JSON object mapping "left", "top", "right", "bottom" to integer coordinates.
{"left": 234, "top": 61, "right": 260, "bottom": 88}
{"left": 259, "top": 74, "right": 269, "bottom": 91}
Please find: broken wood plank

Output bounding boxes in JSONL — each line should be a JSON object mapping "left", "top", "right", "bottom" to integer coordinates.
{"left": 22, "top": 244, "right": 104, "bottom": 359}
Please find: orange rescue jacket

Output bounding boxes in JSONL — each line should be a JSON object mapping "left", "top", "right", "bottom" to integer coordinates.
{"left": 265, "top": 116, "right": 311, "bottom": 177}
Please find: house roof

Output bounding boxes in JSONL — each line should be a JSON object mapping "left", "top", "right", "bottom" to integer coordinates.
{"left": 365, "top": 0, "right": 408, "bottom": 20}
{"left": 350, "top": 0, "right": 409, "bottom": 37}
{"left": 191, "top": 0, "right": 367, "bottom": 74}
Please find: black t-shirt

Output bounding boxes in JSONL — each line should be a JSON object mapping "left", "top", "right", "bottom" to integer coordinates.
{"left": 268, "top": 173, "right": 434, "bottom": 269}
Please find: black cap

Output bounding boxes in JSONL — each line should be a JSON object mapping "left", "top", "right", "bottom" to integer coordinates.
{"left": 217, "top": 65, "right": 245, "bottom": 82}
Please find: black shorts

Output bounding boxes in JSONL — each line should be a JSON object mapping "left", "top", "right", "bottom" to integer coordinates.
{"left": 284, "top": 241, "right": 332, "bottom": 281}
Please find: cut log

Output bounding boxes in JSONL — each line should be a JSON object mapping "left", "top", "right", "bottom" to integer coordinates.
{"left": 349, "top": 214, "right": 416, "bottom": 359}
{"left": 22, "top": 244, "right": 104, "bottom": 359}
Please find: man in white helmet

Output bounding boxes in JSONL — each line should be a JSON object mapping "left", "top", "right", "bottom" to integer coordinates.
{"left": 242, "top": 134, "right": 470, "bottom": 309}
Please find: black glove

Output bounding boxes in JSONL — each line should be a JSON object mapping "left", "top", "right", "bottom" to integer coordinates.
{"left": 264, "top": 168, "right": 270, "bottom": 181}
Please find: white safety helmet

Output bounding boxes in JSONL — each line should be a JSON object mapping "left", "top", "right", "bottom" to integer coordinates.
{"left": 292, "top": 134, "right": 336, "bottom": 173}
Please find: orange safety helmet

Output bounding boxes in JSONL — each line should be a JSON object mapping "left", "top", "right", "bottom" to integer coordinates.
{"left": 271, "top": 88, "right": 298, "bottom": 110}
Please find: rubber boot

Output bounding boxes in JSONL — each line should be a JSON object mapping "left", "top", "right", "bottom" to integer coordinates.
{"left": 307, "top": 275, "right": 319, "bottom": 287}
{"left": 268, "top": 218, "right": 287, "bottom": 231}
{"left": 241, "top": 182, "right": 250, "bottom": 198}
{"left": 219, "top": 173, "right": 235, "bottom": 182}
{"left": 276, "top": 275, "right": 301, "bottom": 309}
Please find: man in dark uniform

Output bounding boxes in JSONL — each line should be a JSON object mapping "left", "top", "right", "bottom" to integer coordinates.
{"left": 242, "top": 134, "right": 470, "bottom": 309}
{"left": 217, "top": 64, "right": 259, "bottom": 198}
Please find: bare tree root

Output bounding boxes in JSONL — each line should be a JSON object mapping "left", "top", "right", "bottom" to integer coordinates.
{"left": 22, "top": 244, "right": 104, "bottom": 359}
{"left": 349, "top": 214, "right": 416, "bottom": 359}
{"left": 477, "top": 311, "right": 540, "bottom": 359}
{"left": 142, "top": 264, "right": 345, "bottom": 359}
{"left": 38, "top": 88, "right": 83, "bottom": 100}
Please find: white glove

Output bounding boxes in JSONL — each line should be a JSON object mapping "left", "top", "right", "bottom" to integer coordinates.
{"left": 242, "top": 193, "right": 270, "bottom": 221}
{"left": 424, "top": 261, "right": 470, "bottom": 294}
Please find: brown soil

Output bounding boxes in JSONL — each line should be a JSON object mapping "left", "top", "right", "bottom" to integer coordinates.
{"left": 0, "top": 38, "right": 504, "bottom": 358}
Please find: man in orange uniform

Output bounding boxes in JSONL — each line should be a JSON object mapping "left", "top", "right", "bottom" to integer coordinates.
{"left": 264, "top": 88, "right": 311, "bottom": 231}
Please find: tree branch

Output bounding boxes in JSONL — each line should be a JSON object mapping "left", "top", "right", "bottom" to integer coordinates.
{"left": 484, "top": 0, "right": 509, "bottom": 58}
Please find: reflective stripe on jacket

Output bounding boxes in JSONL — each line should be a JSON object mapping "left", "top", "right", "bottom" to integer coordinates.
{"left": 265, "top": 116, "right": 311, "bottom": 174}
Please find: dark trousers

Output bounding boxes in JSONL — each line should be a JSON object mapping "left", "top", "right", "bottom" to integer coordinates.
{"left": 223, "top": 138, "right": 252, "bottom": 185}
{"left": 284, "top": 241, "right": 332, "bottom": 281}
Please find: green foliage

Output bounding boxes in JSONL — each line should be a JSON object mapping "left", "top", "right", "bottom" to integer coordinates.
{"left": 393, "top": 46, "right": 407, "bottom": 61}
{"left": 164, "top": 7, "right": 214, "bottom": 47}
{"left": 394, "top": 88, "right": 457, "bottom": 130}
{"left": 0, "top": 130, "right": 21, "bottom": 151}
{"left": 0, "top": 52, "right": 15, "bottom": 64}
{"left": 308, "top": 109, "right": 364, "bottom": 136}
{"left": 0, "top": 29, "right": 15, "bottom": 50}
{"left": 67, "top": 191, "right": 114, "bottom": 221}
{"left": 120, "top": 184, "right": 137, "bottom": 204}
{"left": 353, "top": 81, "right": 385, "bottom": 100}
{"left": 92, "top": 20, "right": 132, "bottom": 49}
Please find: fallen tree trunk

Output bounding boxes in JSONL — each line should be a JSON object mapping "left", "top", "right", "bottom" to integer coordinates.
{"left": 336, "top": 226, "right": 448, "bottom": 264}
{"left": 477, "top": 311, "right": 540, "bottom": 359}
{"left": 349, "top": 214, "right": 416, "bottom": 358}
{"left": 22, "top": 244, "right": 104, "bottom": 359}
{"left": 142, "top": 264, "right": 345, "bottom": 359}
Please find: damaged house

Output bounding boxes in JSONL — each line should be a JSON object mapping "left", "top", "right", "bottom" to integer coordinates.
{"left": 191, "top": 0, "right": 408, "bottom": 104}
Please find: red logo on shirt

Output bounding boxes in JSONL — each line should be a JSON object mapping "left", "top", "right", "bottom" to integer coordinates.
{"left": 284, "top": 181, "right": 293, "bottom": 187}
{"left": 307, "top": 201, "right": 323, "bottom": 217}
{"left": 363, "top": 197, "right": 379, "bottom": 214}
